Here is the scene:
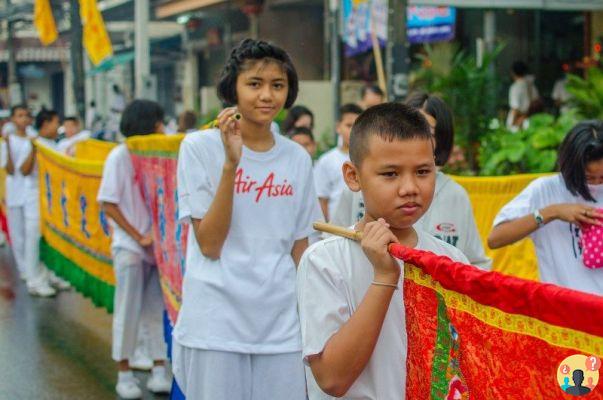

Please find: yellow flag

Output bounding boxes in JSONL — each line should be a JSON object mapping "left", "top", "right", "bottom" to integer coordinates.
{"left": 34, "top": 0, "right": 58, "bottom": 46}
{"left": 79, "top": 0, "right": 113, "bottom": 65}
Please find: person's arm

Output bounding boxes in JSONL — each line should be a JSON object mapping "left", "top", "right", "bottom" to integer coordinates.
{"left": 319, "top": 198, "right": 329, "bottom": 221}
{"left": 4, "top": 140, "right": 15, "bottom": 175}
{"left": 291, "top": 238, "right": 308, "bottom": 267}
{"left": 102, "top": 202, "right": 152, "bottom": 246}
{"left": 488, "top": 203, "right": 603, "bottom": 249}
{"left": 308, "top": 219, "right": 399, "bottom": 397}
{"left": 19, "top": 139, "right": 36, "bottom": 176}
{"left": 191, "top": 108, "right": 242, "bottom": 260}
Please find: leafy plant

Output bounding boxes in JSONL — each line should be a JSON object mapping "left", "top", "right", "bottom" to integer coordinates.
{"left": 566, "top": 67, "right": 603, "bottom": 119}
{"left": 478, "top": 112, "right": 578, "bottom": 176}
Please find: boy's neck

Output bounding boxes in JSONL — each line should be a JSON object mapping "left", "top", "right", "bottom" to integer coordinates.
{"left": 240, "top": 119, "right": 274, "bottom": 152}
{"left": 14, "top": 127, "right": 27, "bottom": 137}
{"left": 356, "top": 216, "right": 418, "bottom": 248}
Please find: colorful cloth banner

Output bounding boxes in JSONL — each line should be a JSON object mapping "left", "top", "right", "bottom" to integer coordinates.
{"left": 79, "top": 0, "right": 113, "bottom": 65}
{"left": 37, "top": 144, "right": 115, "bottom": 312}
{"left": 342, "top": 0, "right": 387, "bottom": 57}
{"left": 452, "top": 173, "right": 547, "bottom": 281}
{"left": 74, "top": 139, "right": 116, "bottom": 161}
{"left": 33, "top": 0, "right": 58, "bottom": 46}
{"left": 127, "top": 134, "right": 188, "bottom": 325}
{"left": 392, "top": 244, "right": 603, "bottom": 399}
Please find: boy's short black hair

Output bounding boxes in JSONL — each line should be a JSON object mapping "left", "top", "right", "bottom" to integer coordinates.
{"left": 338, "top": 103, "right": 363, "bottom": 121}
{"left": 217, "top": 39, "right": 299, "bottom": 109}
{"left": 10, "top": 104, "right": 28, "bottom": 116}
{"left": 283, "top": 105, "right": 314, "bottom": 132}
{"left": 34, "top": 108, "right": 58, "bottom": 130}
{"left": 287, "top": 126, "right": 314, "bottom": 142}
{"left": 64, "top": 116, "right": 79, "bottom": 123}
{"left": 405, "top": 91, "right": 454, "bottom": 166}
{"left": 349, "top": 102, "right": 432, "bottom": 166}
{"left": 119, "top": 99, "right": 164, "bottom": 137}
{"left": 512, "top": 61, "right": 529, "bottom": 77}
{"left": 361, "top": 84, "right": 384, "bottom": 99}
{"left": 559, "top": 120, "right": 603, "bottom": 202}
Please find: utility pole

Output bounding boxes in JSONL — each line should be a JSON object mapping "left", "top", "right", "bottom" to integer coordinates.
{"left": 6, "top": 0, "right": 22, "bottom": 105}
{"left": 385, "top": 0, "right": 409, "bottom": 102}
{"left": 329, "top": 0, "right": 340, "bottom": 130}
{"left": 70, "top": 0, "right": 85, "bottom": 121}
{"left": 135, "top": 0, "right": 151, "bottom": 98}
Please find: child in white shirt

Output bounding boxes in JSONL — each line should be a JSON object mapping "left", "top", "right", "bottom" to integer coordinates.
{"left": 57, "top": 116, "right": 91, "bottom": 156}
{"left": 314, "top": 103, "right": 363, "bottom": 221}
{"left": 172, "top": 39, "right": 321, "bottom": 400}
{"left": 297, "top": 103, "right": 469, "bottom": 399}
{"left": 489, "top": 120, "right": 603, "bottom": 296}
{"left": 97, "top": 99, "right": 170, "bottom": 399}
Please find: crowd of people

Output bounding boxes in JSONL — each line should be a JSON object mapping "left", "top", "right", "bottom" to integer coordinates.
{"left": 1, "top": 38, "right": 602, "bottom": 400}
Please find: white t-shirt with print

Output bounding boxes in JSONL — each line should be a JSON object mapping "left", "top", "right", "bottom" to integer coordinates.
{"left": 1, "top": 134, "right": 35, "bottom": 207}
{"left": 173, "top": 128, "right": 321, "bottom": 354}
{"left": 97, "top": 143, "right": 152, "bottom": 259}
{"left": 493, "top": 174, "right": 603, "bottom": 295}
{"left": 331, "top": 172, "right": 490, "bottom": 269}
{"left": 314, "top": 147, "right": 349, "bottom": 220}
{"left": 297, "top": 229, "right": 468, "bottom": 400}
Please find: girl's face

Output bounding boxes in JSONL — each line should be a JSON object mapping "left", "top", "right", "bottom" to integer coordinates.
{"left": 586, "top": 158, "right": 603, "bottom": 185}
{"left": 235, "top": 60, "right": 288, "bottom": 126}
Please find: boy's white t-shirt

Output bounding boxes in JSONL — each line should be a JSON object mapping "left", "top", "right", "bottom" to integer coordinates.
{"left": 493, "top": 174, "right": 603, "bottom": 295}
{"left": 173, "top": 128, "right": 321, "bottom": 354}
{"left": 97, "top": 143, "right": 152, "bottom": 259}
{"left": 1, "top": 134, "right": 36, "bottom": 207}
{"left": 330, "top": 172, "right": 490, "bottom": 269}
{"left": 314, "top": 147, "right": 349, "bottom": 220}
{"left": 297, "top": 229, "right": 468, "bottom": 400}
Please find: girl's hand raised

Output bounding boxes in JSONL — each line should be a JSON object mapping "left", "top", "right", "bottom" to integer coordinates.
{"left": 218, "top": 107, "right": 243, "bottom": 168}
{"left": 543, "top": 203, "right": 603, "bottom": 226}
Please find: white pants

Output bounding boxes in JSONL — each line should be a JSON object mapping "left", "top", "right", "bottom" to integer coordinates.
{"left": 7, "top": 200, "right": 49, "bottom": 288}
{"left": 112, "top": 248, "right": 167, "bottom": 362}
{"left": 172, "top": 342, "right": 307, "bottom": 400}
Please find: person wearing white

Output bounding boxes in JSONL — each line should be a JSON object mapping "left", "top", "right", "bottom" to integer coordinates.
{"left": 298, "top": 230, "right": 468, "bottom": 400}
{"left": 173, "top": 128, "right": 320, "bottom": 399}
{"left": 489, "top": 121, "right": 603, "bottom": 296}
{"left": 314, "top": 104, "right": 363, "bottom": 221}
{"left": 97, "top": 99, "right": 170, "bottom": 399}
{"left": 506, "top": 61, "right": 540, "bottom": 129}
{"left": 552, "top": 75, "right": 572, "bottom": 115}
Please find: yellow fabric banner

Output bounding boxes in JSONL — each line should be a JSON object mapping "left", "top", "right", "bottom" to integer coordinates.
{"left": 79, "top": 0, "right": 113, "bottom": 65}
{"left": 33, "top": 0, "right": 58, "bottom": 46}
{"left": 74, "top": 139, "right": 116, "bottom": 161}
{"left": 452, "top": 173, "right": 548, "bottom": 281}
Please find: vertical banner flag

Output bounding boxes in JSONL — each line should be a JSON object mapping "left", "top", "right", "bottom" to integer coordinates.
{"left": 79, "top": 0, "right": 113, "bottom": 65}
{"left": 33, "top": 0, "right": 59, "bottom": 46}
{"left": 342, "top": 0, "right": 387, "bottom": 57}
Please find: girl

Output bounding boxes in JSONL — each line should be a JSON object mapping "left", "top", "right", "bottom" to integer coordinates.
{"left": 489, "top": 121, "right": 603, "bottom": 295}
{"left": 173, "top": 39, "right": 320, "bottom": 399}
{"left": 97, "top": 100, "right": 171, "bottom": 399}
{"left": 282, "top": 104, "right": 314, "bottom": 133}
{"left": 331, "top": 92, "right": 491, "bottom": 269}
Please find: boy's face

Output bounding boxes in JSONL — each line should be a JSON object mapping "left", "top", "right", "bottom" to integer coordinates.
{"left": 11, "top": 108, "right": 29, "bottom": 130}
{"left": 343, "top": 135, "right": 436, "bottom": 230}
{"left": 235, "top": 60, "right": 288, "bottom": 126}
{"left": 40, "top": 116, "right": 60, "bottom": 139}
{"left": 336, "top": 113, "right": 358, "bottom": 149}
{"left": 63, "top": 120, "right": 80, "bottom": 137}
{"left": 291, "top": 134, "right": 316, "bottom": 158}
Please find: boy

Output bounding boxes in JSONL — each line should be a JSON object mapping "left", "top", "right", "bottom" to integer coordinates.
{"left": 58, "top": 116, "right": 90, "bottom": 156}
{"left": 314, "top": 103, "right": 363, "bottom": 221}
{"left": 97, "top": 100, "right": 170, "bottom": 399}
{"left": 288, "top": 126, "right": 316, "bottom": 159}
{"left": 297, "top": 103, "right": 468, "bottom": 399}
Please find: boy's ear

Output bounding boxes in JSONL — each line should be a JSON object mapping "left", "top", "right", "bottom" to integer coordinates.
{"left": 342, "top": 161, "right": 361, "bottom": 192}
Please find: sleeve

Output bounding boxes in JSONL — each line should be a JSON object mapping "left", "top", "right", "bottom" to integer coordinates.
{"left": 493, "top": 180, "right": 539, "bottom": 228}
{"left": 297, "top": 245, "right": 351, "bottom": 362}
{"left": 177, "top": 137, "right": 214, "bottom": 222}
{"left": 459, "top": 195, "right": 492, "bottom": 270}
{"left": 314, "top": 154, "right": 332, "bottom": 199}
{"left": 294, "top": 154, "right": 324, "bottom": 240}
{"left": 97, "top": 151, "right": 122, "bottom": 204}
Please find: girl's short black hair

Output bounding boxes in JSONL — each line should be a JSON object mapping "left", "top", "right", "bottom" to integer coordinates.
{"left": 119, "top": 99, "right": 164, "bottom": 137}
{"left": 405, "top": 91, "right": 454, "bottom": 167}
{"left": 34, "top": 108, "right": 58, "bottom": 130}
{"left": 283, "top": 105, "right": 314, "bottom": 132}
{"left": 559, "top": 120, "right": 603, "bottom": 202}
{"left": 217, "top": 39, "right": 299, "bottom": 109}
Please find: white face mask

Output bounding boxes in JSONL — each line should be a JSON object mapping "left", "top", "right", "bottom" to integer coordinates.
{"left": 587, "top": 183, "right": 603, "bottom": 199}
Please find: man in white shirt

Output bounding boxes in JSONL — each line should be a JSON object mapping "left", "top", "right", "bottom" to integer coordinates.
{"left": 506, "top": 61, "right": 540, "bottom": 130}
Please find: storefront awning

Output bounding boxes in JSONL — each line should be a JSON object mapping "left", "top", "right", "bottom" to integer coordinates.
{"left": 409, "top": 0, "right": 603, "bottom": 10}
{"left": 155, "top": 0, "right": 226, "bottom": 19}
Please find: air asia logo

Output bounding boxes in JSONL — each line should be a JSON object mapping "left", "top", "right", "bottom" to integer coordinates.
{"left": 434, "top": 222, "right": 459, "bottom": 247}
{"left": 234, "top": 168, "right": 294, "bottom": 203}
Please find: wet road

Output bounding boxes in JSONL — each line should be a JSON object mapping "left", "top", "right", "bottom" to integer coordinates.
{"left": 0, "top": 245, "right": 169, "bottom": 400}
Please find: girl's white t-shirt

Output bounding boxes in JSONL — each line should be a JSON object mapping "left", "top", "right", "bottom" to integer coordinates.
{"left": 1, "top": 134, "right": 36, "bottom": 207}
{"left": 174, "top": 128, "right": 322, "bottom": 354}
{"left": 297, "top": 229, "right": 468, "bottom": 400}
{"left": 494, "top": 174, "right": 603, "bottom": 295}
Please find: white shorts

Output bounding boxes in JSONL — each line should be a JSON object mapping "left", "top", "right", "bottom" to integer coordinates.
{"left": 172, "top": 341, "right": 307, "bottom": 400}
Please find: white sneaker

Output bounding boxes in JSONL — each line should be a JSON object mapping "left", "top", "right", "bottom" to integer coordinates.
{"left": 49, "top": 274, "right": 71, "bottom": 291}
{"left": 129, "top": 352, "right": 153, "bottom": 371}
{"left": 116, "top": 373, "right": 142, "bottom": 399}
{"left": 146, "top": 366, "right": 172, "bottom": 394}
{"left": 27, "top": 283, "right": 57, "bottom": 297}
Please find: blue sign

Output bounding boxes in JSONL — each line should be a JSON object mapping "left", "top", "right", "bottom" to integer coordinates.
{"left": 407, "top": 6, "right": 456, "bottom": 44}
